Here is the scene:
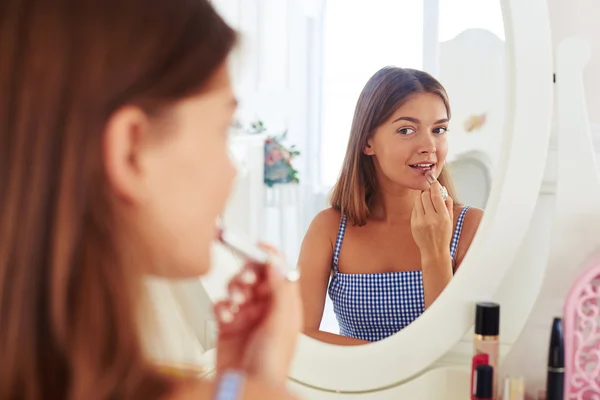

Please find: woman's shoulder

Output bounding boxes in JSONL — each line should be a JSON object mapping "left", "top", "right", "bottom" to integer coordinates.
{"left": 461, "top": 205, "right": 483, "bottom": 221}
{"left": 311, "top": 207, "right": 343, "bottom": 227}
{"left": 452, "top": 206, "right": 484, "bottom": 267}
{"left": 454, "top": 205, "right": 484, "bottom": 235}
{"left": 301, "top": 207, "right": 342, "bottom": 249}
{"left": 167, "top": 377, "right": 297, "bottom": 400}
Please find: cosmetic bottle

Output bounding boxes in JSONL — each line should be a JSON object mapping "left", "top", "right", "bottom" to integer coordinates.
{"left": 471, "top": 353, "right": 489, "bottom": 400}
{"left": 474, "top": 302, "right": 500, "bottom": 397}
{"left": 473, "top": 364, "right": 494, "bottom": 400}
{"left": 546, "top": 318, "right": 564, "bottom": 400}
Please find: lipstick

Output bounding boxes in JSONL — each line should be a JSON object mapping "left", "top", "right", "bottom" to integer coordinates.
{"left": 546, "top": 317, "right": 564, "bottom": 400}
{"left": 216, "top": 229, "right": 271, "bottom": 265}
{"left": 424, "top": 170, "right": 448, "bottom": 200}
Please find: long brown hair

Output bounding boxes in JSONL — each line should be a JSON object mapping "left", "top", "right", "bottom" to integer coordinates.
{"left": 330, "top": 66, "right": 460, "bottom": 226}
{"left": 0, "top": 1, "right": 235, "bottom": 399}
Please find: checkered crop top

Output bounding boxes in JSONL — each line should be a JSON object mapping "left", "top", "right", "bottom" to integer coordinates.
{"left": 327, "top": 206, "right": 470, "bottom": 342}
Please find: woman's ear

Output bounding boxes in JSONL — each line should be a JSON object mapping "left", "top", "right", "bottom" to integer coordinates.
{"left": 102, "top": 105, "right": 150, "bottom": 204}
{"left": 364, "top": 138, "right": 375, "bottom": 156}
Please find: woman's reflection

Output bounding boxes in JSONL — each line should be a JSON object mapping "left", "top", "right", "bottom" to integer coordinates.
{"left": 298, "top": 67, "right": 484, "bottom": 345}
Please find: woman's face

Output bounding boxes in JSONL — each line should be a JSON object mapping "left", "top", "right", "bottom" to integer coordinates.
{"left": 365, "top": 92, "right": 449, "bottom": 191}
{"left": 103, "top": 63, "right": 237, "bottom": 277}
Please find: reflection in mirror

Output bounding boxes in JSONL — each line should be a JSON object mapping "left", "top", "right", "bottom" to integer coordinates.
{"left": 297, "top": 0, "right": 504, "bottom": 345}
{"left": 211, "top": 0, "right": 505, "bottom": 349}
{"left": 299, "top": 67, "right": 486, "bottom": 346}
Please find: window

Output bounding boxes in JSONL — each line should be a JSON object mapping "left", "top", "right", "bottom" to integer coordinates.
{"left": 319, "top": 0, "right": 503, "bottom": 188}
{"left": 320, "top": 0, "right": 424, "bottom": 187}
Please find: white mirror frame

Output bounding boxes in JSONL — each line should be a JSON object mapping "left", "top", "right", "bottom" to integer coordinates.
{"left": 289, "top": 0, "right": 554, "bottom": 391}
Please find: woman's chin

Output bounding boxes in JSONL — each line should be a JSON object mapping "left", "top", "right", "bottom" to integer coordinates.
{"left": 408, "top": 178, "right": 431, "bottom": 191}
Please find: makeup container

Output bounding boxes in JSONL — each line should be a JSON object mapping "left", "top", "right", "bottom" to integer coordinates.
{"left": 471, "top": 353, "right": 489, "bottom": 400}
{"left": 473, "top": 364, "right": 494, "bottom": 400}
{"left": 501, "top": 376, "right": 524, "bottom": 400}
{"left": 474, "top": 302, "right": 500, "bottom": 397}
{"left": 546, "top": 318, "right": 564, "bottom": 400}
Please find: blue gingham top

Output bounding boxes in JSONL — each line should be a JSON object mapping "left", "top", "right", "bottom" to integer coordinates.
{"left": 328, "top": 206, "right": 471, "bottom": 342}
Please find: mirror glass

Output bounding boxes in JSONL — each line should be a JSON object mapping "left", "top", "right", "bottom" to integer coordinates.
{"left": 211, "top": 0, "right": 505, "bottom": 347}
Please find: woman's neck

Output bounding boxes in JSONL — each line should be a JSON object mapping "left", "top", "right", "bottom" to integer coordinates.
{"left": 370, "top": 186, "right": 420, "bottom": 224}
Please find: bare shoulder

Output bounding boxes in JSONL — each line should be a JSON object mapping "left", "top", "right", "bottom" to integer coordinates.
{"left": 310, "top": 207, "right": 342, "bottom": 230}
{"left": 168, "top": 378, "right": 298, "bottom": 400}
{"left": 303, "top": 207, "right": 342, "bottom": 242}
{"left": 298, "top": 207, "right": 342, "bottom": 273}
{"left": 461, "top": 206, "right": 484, "bottom": 233}
{"left": 453, "top": 206, "right": 484, "bottom": 267}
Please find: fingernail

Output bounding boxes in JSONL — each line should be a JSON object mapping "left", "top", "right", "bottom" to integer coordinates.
{"left": 230, "top": 289, "right": 246, "bottom": 305}
{"left": 219, "top": 308, "right": 234, "bottom": 324}
{"left": 240, "top": 269, "right": 257, "bottom": 284}
{"left": 425, "top": 171, "right": 436, "bottom": 184}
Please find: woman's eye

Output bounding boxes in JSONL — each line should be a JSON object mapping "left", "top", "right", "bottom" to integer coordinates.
{"left": 433, "top": 126, "right": 448, "bottom": 135}
{"left": 397, "top": 127, "right": 415, "bottom": 135}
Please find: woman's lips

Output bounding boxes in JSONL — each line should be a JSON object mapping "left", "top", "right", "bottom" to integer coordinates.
{"left": 409, "top": 163, "right": 436, "bottom": 175}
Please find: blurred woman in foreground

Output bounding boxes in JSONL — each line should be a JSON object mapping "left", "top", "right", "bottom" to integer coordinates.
{"left": 0, "top": 0, "right": 301, "bottom": 399}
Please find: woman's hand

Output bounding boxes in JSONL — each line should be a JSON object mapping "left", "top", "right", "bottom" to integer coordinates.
{"left": 213, "top": 246, "right": 302, "bottom": 388}
{"left": 411, "top": 179, "right": 454, "bottom": 261}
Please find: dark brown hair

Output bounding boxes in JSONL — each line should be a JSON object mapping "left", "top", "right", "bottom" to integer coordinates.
{"left": 330, "top": 66, "right": 460, "bottom": 226}
{"left": 0, "top": 0, "right": 235, "bottom": 399}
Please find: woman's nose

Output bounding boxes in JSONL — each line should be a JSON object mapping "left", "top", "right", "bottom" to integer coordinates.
{"left": 418, "top": 134, "right": 437, "bottom": 154}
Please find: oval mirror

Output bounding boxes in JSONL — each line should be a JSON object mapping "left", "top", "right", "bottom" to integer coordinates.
{"left": 284, "top": 0, "right": 552, "bottom": 392}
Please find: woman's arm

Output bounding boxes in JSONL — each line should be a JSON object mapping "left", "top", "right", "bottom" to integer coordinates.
{"left": 421, "top": 251, "right": 453, "bottom": 309}
{"left": 420, "top": 207, "right": 484, "bottom": 308}
{"left": 297, "top": 209, "right": 369, "bottom": 346}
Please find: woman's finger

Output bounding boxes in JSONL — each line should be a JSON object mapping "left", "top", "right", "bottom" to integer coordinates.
{"left": 411, "top": 201, "right": 417, "bottom": 221}
{"left": 445, "top": 193, "right": 454, "bottom": 220}
{"left": 215, "top": 299, "right": 266, "bottom": 335}
{"left": 261, "top": 259, "right": 303, "bottom": 335}
{"left": 429, "top": 181, "right": 446, "bottom": 214}
{"left": 421, "top": 189, "right": 436, "bottom": 215}
{"left": 214, "top": 300, "right": 240, "bottom": 329}
{"left": 227, "top": 277, "right": 254, "bottom": 308}
{"left": 413, "top": 193, "right": 425, "bottom": 217}
{"left": 226, "top": 262, "right": 269, "bottom": 301}
{"left": 223, "top": 263, "right": 262, "bottom": 291}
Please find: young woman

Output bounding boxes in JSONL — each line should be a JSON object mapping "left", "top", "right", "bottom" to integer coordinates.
{"left": 0, "top": 0, "right": 301, "bottom": 399}
{"left": 299, "top": 67, "right": 484, "bottom": 345}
